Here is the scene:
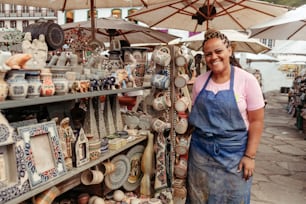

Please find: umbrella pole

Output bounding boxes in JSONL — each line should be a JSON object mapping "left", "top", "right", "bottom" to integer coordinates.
{"left": 90, "top": 0, "right": 96, "bottom": 40}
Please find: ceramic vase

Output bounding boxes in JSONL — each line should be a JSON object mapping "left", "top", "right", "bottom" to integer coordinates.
{"left": 140, "top": 132, "right": 154, "bottom": 197}
{"left": 26, "top": 71, "right": 42, "bottom": 98}
{"left": 0, "top": 71, "right": 8, "bottom": 101}
{"left": 6, "top": 70, "right": 28, "bottom": 100}
{"left": 40, "top": 69, "right": 55, "bottom": 97}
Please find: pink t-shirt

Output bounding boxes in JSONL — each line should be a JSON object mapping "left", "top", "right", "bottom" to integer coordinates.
{"left": 192, "top": 67, "right": 265, "bottom": 129}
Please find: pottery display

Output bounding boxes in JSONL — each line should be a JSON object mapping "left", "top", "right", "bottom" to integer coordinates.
{"left": 80, "top": 169, "right": 104, "bottom": 185}
{"left": 151, "top": 74, "right": 170, "bottom": 90}
{"left": 174, "top": 74, "right": 189, "bottom": 88}
{"left": 151, "top": 47, "right": 171, "bottom": 67}
{"left": 0, "top": 71, "right": 8, "bottom": 101}
{"left": 175, "top": 96, "right": 190, "bottom": 112}
{"left": 6, "top": 69, "right": 28, "bottom": 100}
{"left": 26, "top": 70, "right": 42, "bottom": 98}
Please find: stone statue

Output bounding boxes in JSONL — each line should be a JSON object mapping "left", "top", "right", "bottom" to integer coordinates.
{"left": 22, "top": 32, "right": 35, "bottom": 67}
{"left": 34, "top": 34, "right": 48, "bottom": 66}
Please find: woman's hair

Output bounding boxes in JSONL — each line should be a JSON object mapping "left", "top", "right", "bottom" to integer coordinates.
{"left": 202, "top": 29, "right": 242, "bottom": 68}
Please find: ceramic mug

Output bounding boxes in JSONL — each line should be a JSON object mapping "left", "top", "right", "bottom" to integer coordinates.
{"left": 152, "top": 92, "right": 171, "bottom": 111}
{"left": 175, "top": 116, "right": 188, "bottom": 134}
{"left": 80, "top": 169, "right": 104, "bottom": 185}
{"left": 175, "top": 96, "right": 190, "bottom": 112}
{"left": 152, "top": 47, "right": 171, "bottom": 67}
{"left": 151, "top": 74, "right": 170, "bottom": 90}
{"left": 101, "top": 161, "right": 115, "bottom": 175}
{"left": 174, "top": 74, "right": 189, "bottom": 88}
{"left": 175, "top": 136, "right": 189, "bottom": 155}
{"left": 174, "top": 158, "right": 188, "bottom": 179}
{"left": 151, "top": 118, "right": 171, "bottom": 133}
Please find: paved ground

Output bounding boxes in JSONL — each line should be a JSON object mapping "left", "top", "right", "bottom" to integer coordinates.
{"left": 251, "top": 91, "right": 306, "bottom": 204}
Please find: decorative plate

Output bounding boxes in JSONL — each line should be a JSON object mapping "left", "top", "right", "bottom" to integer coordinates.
{"left": 123, "top": 145, "right": 145, "bottom": 191}
{"left": 104, "top": 154, "right": 130, "bottom": 190}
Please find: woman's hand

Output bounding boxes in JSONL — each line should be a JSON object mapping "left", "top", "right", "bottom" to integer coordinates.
{"left": 237, "top": 156, "right": 255, "bottom": 181}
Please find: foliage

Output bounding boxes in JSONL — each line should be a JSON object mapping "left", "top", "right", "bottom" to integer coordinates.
{"left": 2, "top": 29, "right": 24, "bottom": 45}
{"left": 261, "top": 0, "right": 304, "bottom": 7}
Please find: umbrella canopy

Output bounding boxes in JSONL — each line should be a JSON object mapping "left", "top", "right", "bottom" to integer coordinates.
{"left": 181, "top": 30, "right": 270, "bottom": 54}
{"left": 61, "top": 17, "right": 179, "bottom": 46}
{"left": 235, "top": 52, "right": 279, "bottom": 63}
{"left": 0, "top": 0, "right": 165, "bottom": 10}
{"left": 268, "top": 40, "right": 306, "bottom": 55}
{"left": 128, "top": 0, "right": 290, "bottom": 32}
{"left": 249, "top": 4, "right": 306, "bottom": 40}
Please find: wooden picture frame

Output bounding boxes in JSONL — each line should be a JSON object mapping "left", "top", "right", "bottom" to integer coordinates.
{"left": 17, "top": 121, "right": 66, "bottom": 189}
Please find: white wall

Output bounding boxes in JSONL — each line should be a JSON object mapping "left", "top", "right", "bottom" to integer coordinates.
{"left": 249, "top": 62, "right": 293, "bottom": 93}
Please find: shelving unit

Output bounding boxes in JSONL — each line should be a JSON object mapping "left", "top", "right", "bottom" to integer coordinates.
{"left": 1, "top": 86, "right": 151, "bottom": 204}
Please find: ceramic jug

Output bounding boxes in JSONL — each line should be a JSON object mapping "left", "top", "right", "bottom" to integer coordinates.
{"left": 6, "top": 70, "right": 28, "bottom": 100}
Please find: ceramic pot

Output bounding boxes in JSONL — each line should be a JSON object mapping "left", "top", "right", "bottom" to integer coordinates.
{"left": 51, "top": 69, "right": 69, "bottom": 95}
{"left": 0, "top": 71, "right": 8, "bottom": 101}
{"left": 152, "top": 92, "right": 171, "bottom": 111}
{"left": 40, "top": 69, "right": 55, "bottom": 96}
{"left": 6, "top": 70, "right": 28, "bottom": 100}
{"left": 26, "top": 71, "right": 42, "bottom": 98}
{"left": 174, "top": 158, "right": 187, "bottom": 179}
{"left": 101, "top": 161, "right": 115, "bottom": 175}
{"left": 77, "top": 193, "right": 90, "bottom": 204}
{"left": 175, "top": 136, "right": 189, "bottom": 155}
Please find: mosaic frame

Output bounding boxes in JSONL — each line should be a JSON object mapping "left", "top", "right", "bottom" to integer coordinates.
{"left": 17, "top": 121, "right": 66, "bottom": 189}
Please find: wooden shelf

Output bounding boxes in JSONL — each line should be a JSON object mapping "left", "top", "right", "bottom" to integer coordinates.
{"left": 5, "top": 136, "right": 147, "bottom": 204}
{"left": 0, "top": 86, "right": 151, "bottom": 109}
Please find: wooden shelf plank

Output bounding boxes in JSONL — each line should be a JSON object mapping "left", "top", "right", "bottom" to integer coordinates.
{"left": 0, "top": 86, "right": 151, "bottom": 109}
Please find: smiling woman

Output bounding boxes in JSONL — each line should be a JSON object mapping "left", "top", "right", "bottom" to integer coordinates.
{"left": 186, "top": 29, "right": 265, "bottom": 204}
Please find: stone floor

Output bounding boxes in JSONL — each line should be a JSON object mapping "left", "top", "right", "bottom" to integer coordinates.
{"left": 251, "top": 91, "right": 306, "bottom": 204}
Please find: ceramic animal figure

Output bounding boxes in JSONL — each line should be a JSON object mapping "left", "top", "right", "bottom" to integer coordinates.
{"left": 0, "top": 50, "right": 12, "bottom": 72}
{"left": 5, "top": 53, "right": 32, "bottom": 69}
{"left": 115, "top": 69, "right": 129, "bottom": 89}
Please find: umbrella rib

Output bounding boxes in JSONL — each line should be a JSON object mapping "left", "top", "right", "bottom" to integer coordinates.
{"left": 287, "top": 23, "right": 306, "bottom": 40}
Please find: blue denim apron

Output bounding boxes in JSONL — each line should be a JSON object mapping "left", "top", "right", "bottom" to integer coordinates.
{"left": 186, "top": 67, "right": 252, "bottom": 204}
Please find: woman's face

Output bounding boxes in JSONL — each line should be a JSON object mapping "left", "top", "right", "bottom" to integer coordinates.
{"left": 203, "top": 38, "right": 232, "bottom": 74}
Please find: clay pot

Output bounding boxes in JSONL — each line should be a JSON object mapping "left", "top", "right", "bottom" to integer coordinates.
{"left": 118, "top": 96, "right": 137, "bottom": 106}
{"left": 6, "top": 70, "right": 28, "bottom": 100}
{"left": 77, "top": 193, "right": 90, "bottom": 204}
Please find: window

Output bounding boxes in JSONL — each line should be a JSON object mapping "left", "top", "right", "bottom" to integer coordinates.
{"left": 10, "top": 4, "right": 17, "bottom": 13}
{"left": 10, "top": 20, "right": 16, "bottom": 28}
{"left": 0, "top": 4, "right": 5, "bottom": 13}
{"left": 66, "top": 11, "right": 74, "bottom": 23}
{"left": 128, "top": 9, "right": 138, "bottom": 22}
{"left": 87, "top": 9, "right": 98, "bottom": 19}
{"left": 35, "top": 7, "right": 42, "bottom": 12}
{"left": 111, "top": 9, "right": 121, "bottom": 18}
{"left": 22, "top": 20, "right": 29, "bottom": 29}
{"left": 22, "top": 5, "right": 29, "bottom": 13}
{"left": 0, "top": 21, "right": 4, "bottom": 28}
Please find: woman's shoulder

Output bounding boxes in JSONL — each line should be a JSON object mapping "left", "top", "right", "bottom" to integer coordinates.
{"left": 234, "top": 67, "right": 257, "bottom": 81}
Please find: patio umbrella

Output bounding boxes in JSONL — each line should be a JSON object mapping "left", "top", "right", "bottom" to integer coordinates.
{"left": 61, "top": 17, "right": 179, "bottom": 46}
{"left": 1, "top": 0, "right": 166, "bottom": 43}
{"left": 249, "top": 4, "right": 306, "bottom": 40}
{"left": 181, "top": 30, "right": 270, "bottom": 54}
{"left": 128, "top": 0, "right": 290, "bottom": 32}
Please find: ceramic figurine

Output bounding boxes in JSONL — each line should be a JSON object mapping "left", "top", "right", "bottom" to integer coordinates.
{"left": 58, "top": 117, "right": 75, "bottom": 169}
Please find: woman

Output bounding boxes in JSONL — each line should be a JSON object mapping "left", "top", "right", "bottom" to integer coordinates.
{"left": 186, "top": 29, "right": 265, "bottom": 204}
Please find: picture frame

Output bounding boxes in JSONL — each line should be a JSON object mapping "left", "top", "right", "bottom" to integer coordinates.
{"left": 17, "top": 121, "right": 66, "bottom": 189}
{"left": 73, "top": 128, "right": 90, "bottom": 167}
{"left": 0, "top": 112, "right": 30, "bottom": 203}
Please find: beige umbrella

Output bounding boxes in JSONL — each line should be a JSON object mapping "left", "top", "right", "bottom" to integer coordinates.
{"left": 181, "top": 30, "right": 270, "bottom": 54}
{"left": 1, "top": 0, "right": 166, "bottom": 42}
{"left": 128, "top": 0, "right": 290, "bottom": 32}
{"left": 61, "top": 17, "right": 179, "bottom": 46}
{"left": 249, "top": 4, "right": 306, "bottom": 40}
